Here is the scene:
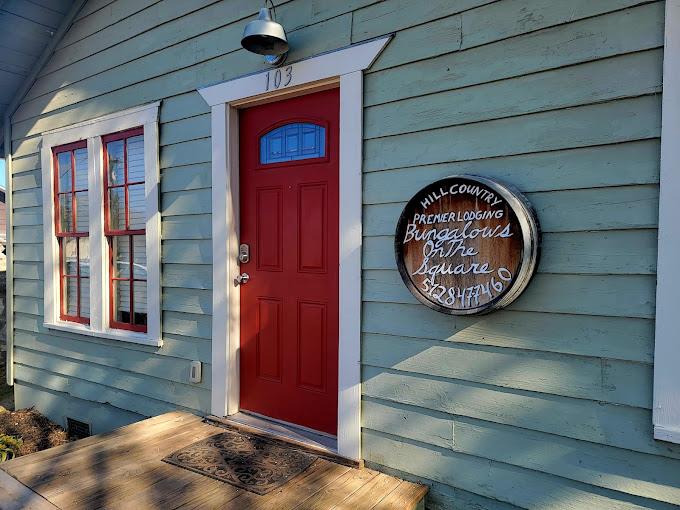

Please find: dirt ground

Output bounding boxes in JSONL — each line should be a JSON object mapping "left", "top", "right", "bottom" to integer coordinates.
{"left": 0, "top": 408, "right": 69, "bottom": 456}
{"left": 0, "top": 347, "right": 70, "bottom": 457}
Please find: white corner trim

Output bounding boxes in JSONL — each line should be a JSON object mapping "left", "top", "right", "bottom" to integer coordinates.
{"left": 198, "top": 37, "right": 391, "bottom": 106}
{"left": 654, "top": 0, "right": 680, "bottom": 443}
{"left": 41, "top": 102, "right": 162, "bottom": 347}
{"left": 203, "top": 37, "right": 390, "bottom": 462}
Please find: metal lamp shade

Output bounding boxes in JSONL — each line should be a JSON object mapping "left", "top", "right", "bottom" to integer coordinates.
{"left": 241, "top": 7, "right": 289, "bottom": 56}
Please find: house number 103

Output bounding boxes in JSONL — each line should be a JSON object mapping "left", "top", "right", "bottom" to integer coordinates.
{"left": 265, "top": 66, "right": 293, "bottom": 91}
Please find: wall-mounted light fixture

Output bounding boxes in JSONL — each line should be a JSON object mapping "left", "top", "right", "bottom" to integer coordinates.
{"left": 241, "top": 1, "right": 289, "bottom": 66}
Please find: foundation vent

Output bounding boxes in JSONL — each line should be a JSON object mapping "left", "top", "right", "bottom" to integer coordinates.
{"left": 66, "top": 417, "right": 91, "bottom": 440}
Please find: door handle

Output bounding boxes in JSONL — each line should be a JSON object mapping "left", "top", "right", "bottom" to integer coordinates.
{"left": 234, "top": 272, "right": 250, "bottom": 286}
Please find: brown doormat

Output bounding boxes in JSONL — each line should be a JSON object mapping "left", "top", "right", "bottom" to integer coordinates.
{"left": 162, "top": 427, "right": 317, "bottom": 495}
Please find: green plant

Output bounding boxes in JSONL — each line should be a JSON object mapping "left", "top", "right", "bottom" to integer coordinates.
{"left": 0, "top": 434, "right": 22, "bottom": 462}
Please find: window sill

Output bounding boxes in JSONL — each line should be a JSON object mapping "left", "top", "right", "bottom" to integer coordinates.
{"left": 654, "top": 425, "right": 680, "bottom": 445}
{"left": 44, "top": 321, "right": 162, "bottom": 347}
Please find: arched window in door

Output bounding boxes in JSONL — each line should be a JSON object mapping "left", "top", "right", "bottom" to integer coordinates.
{"left": 260, "top": 122, "right": 326, "bottom": 164}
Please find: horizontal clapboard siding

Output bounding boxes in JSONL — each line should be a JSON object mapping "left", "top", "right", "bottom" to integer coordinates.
{"left": 353, "top": 0, "right": 672, "bottom": 508}
{"left": 8, "top": 0, "right": 673, "bottom": 508}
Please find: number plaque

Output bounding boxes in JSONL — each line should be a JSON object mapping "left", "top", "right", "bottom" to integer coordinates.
{"left": 394, "top": 175, "right": 540, "bottom": 315}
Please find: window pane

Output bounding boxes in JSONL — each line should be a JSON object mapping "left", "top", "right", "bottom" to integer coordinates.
{"left": 79, "top": 237, "right": 90, "bottom": 277}
{"left": 62, "top": 237, "right": 78, "bottom": 276}
{"left": 58, "top": 194, "right": 73, "bottom": 232}
{"left": 74, "top": 148, "right": 88, "bottom": 190}
{"left": 108, "top": 187, "right": 125, "bottom": 230}
{"left": 127, "top": 135, "right": 145, "bottom": 183}
{"left": 63, "top": 277, "right": 78, "bottom": 316}
{"left": 260, "top": 123, "right": 325, "bottom": 164}
{"left": 75, "top": 191, "right": 88, "bottom": 232}
{"left": 133, "top": 281, "right": 147, "bottom": 326}
{"left": 80, "top": 278, "right": 90, "bottom": 318}
{"left": 107, "top": 140, "right": 125, "bottom": 185}
{"left": 112, "top": 236, "right": 130, "bottom": 278}
{"left": 133, "top": 235, "right": 147, "bottom": 278}
{"left": 128, "top": 184, "right": 145, "bottom": 230}
{"left": 113, "top": 280, "right": 131, "bottom": 323}
{"left": 57, "top": 152, "right": 72, "bottom": 192}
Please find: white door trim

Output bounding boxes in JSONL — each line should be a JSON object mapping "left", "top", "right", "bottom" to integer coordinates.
{"left": 198, "top": 37, "right": 391, "bottom": 461}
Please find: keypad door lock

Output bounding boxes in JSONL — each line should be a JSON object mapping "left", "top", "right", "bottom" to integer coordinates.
{"left": 238, "top": 243, "right": 250, "bottom": 264}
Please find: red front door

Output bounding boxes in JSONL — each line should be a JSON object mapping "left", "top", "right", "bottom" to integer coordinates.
{"left": 239, "top": 88, "right": 339, "bottom": 435}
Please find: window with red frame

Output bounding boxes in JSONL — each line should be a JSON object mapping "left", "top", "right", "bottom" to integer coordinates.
{"left": 103, "top": 128, "right": 147, "bottom": 332}
{"left": 53, "top": 141, "right": 90, "bottom": 324}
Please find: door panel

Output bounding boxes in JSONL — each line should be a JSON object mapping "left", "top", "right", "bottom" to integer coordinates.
{"left": 239, "top": 88, "right": 339, "bottom": 435}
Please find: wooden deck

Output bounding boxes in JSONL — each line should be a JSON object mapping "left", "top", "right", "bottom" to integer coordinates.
{"left": 0, "top": 412, "right": 427, "bottom": 509}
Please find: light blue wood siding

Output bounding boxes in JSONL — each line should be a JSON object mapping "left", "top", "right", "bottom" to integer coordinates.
{"left": 7, "top": 0, "right": 674, "bottom": 508}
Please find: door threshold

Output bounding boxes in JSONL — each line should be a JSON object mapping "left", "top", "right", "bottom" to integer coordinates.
{"left": 206, "top": 412, "right": 359, "bottom": 468}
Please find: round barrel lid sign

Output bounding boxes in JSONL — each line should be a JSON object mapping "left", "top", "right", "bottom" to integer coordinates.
{"left": 395, "top": 175, "right": 540, "bottom": 315}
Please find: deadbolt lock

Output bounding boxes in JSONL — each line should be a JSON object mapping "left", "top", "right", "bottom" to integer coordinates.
{"left": 238, "top": 243, "right": 250, "bottom": 264}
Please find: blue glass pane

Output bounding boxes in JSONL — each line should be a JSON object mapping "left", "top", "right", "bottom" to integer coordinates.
{"left": 260, "top": 122, "right": 325, "bottom": 164}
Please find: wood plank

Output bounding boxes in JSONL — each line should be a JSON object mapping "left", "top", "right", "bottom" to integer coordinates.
{"left": 162, "top": 287, "right": 211, "bottom": 315}
{"left": 162, "top": 263, "right": 212, "bottom": 289}
{"left": 459, "top": 0, "right": 652, "bottom": 51}
{"left": 160, "top": 114, "right": 210, "bottom": 146}
{"left": 371, "top": 480, "right": 428, "bottom": 510}
{"left": 351, "top": 0, "right": 493, "bottom": 41}
{"left": 363, "top": 270, "right": 656, "bottom": 318}
{"left": 10, "top": 11, "right": 353, "bottom": 140}
{"left": 364, "top": 230, "right": 658, "bottom": 275}
{"left": 11, "top": 418, "right": 209, "bottom": 498}
{"left": 14, "top": 13, "right": 352, "bottom": 124}
{"left": 331, "top": 472, "right": 403, "bottom": 510}
{"left": 229, "top": 459, "right": 351, "bottom": 510}
{"left": 3, "top": 412, "right": 199, "bottom": 471}
{"left": 366, "top": 49, "right": 661, "bottom": 139}
{"left": 364, "top": 186, "right": 659, "bottom": 235}
{"left": 0, "top": 469, "right": 60, "bottom": 510}
{"left": 47, "top": 423, "right": 229, "bottom": 509}
{"left": 364, "top": 3, "right": 663, "bottom": 106}
{"left": 13, "top": 330, "right": 212, "bottom": 388}
{"left": 161, "top": 163, "right": 211, "bottom": 193}
{"left": 56, "top": 0, "right": 161, "bottom": 50}
{"left": 12, "top": 311, "right": 211, "bottom": 357}
{"left": 364, "top": 399, "right": 680, "bottom": 505}
{"left": 362, "top": 366, "right": 680, "bottom": 461}
{"left": 13, "top": 380, "right": 146, "bottom": 437}
{"left": 362, "top": 430, "right": 670, "bottom": 510}
{"left": 362, "top": 303, "right": 654, "bottom": 363}
{"left": 160, "top": 92, "right": 210, "bottom": 124}
{"left": 162, "top": 215, "right": 212, "bottom": 240}
{"left": 95, "top": 462, "right": 243, "bottom": 510}
{"left": 162, "top": 311, "right": 211, "bottom": 340}
{"left": 291, "top": 468, "right": 378, "bottom": 509}
{"left": 161, "top": 239, "right": 212, "bottom": 264}
{"left": 161, "top": 188, "right": 212, "bottom": 217}
{"left": 362, "top": 333, "right": 651, "bottom": 408}
{"left": 364, "top": 96, "right": 660, "bottom": 172}
{"left": 14, "top": 362, "right": 207, "bottom": 417}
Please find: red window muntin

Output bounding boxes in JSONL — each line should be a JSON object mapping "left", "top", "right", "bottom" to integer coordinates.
{"left": 53, "top": 140, "right": 89, "bottom": 324}
{"left": 103, "top": 127, "right": 147, "bottom": 333}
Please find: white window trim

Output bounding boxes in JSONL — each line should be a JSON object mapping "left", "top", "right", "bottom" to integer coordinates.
{"left": 198, "top": 37, "right": 391, "bottom": 461}
{"left": 40, "top": 102, "right": 161, "bottom": 347}
{"left": 654, "top": 0, "right": 680, "bottom": 443}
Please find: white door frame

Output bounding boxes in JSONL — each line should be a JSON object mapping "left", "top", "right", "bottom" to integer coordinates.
{"left": 198, "top": 37, "right": 390, "bottom": 461}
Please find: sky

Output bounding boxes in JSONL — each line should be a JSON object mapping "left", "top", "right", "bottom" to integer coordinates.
{"left": 0, "top": 159, "right": 5, "bottom": 188}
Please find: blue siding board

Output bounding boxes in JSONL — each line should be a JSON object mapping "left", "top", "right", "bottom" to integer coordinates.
{"left": 361, "top": 303, "right": 655, "bottom": 363}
